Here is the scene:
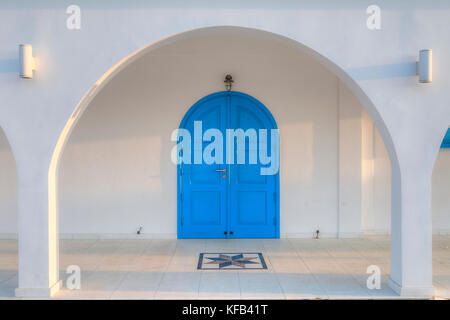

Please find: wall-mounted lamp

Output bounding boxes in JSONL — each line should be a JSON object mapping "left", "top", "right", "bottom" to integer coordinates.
{"left": 19, "top": 44, "right": 36, "bottom": 79}
{"left": 224, "top": 74, "right": 234, "bottom": 91}
{"left": 417, "top": 49, "right": 432, "bottom": 83}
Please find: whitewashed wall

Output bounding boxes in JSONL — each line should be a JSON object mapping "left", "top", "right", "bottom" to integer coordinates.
{"left": 0, "top": 0, "right": 446, "bottom": 297}
{"left": 0, "top": 128, "right": 17, "bottom": 237}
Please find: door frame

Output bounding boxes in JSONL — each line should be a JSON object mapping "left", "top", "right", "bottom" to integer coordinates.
{"left": 177, "top": 91, "right": 280, "bottom": 239}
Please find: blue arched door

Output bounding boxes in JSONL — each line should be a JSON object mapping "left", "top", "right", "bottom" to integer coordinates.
{"left": 177, "top": 91, "right": 279, "bottom": 238}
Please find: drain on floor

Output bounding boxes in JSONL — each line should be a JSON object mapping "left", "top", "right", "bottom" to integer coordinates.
{"left": 197, "top": 253, "right": 267, "bottom": 270}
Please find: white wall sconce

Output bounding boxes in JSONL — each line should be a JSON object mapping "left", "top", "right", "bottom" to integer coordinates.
{"left": 417, "top": 49, "right": 432, "bottom": 83}
{"left": 19, "top": 44, "right": 36, "bottom": 79}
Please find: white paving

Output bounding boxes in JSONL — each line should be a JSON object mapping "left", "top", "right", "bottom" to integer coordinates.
{"left": 0, "top": 236, "right": 449, "bottom": 299}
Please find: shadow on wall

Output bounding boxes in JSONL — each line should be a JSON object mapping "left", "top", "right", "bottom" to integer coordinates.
{"left": 0, "top": 127, "right": 18, "bottom": 237}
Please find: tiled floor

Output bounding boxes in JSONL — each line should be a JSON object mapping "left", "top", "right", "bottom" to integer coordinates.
{"left": 0, "top": 236, "right": 449, "bottom": 299}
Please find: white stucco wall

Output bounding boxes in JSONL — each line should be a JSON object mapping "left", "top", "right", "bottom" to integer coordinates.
{"left": 1, "top": 33, "right": 448, "bottom": 238}
{"left": 1, "top": 0, "right": 448, "bottom": 295}
{"left": 338, "top": 82, "right": 362, "bottom": 237}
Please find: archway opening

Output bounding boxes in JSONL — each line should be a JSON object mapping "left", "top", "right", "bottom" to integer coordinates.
{"left": 0, "top": 127, "right": 18, "bottom": 298}
{"left": 431, "top": 127, "right": 450, "bottom": 298}
{"left": 53, "top": 27, "right": 399, "bottom": 298}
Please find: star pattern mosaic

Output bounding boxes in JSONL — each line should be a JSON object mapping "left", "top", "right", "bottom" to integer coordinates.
{"left": 197, "top": 253, "right": 267, "bottom": 270}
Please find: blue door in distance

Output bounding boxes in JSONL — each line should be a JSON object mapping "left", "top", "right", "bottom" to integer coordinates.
{"left": 178, "top": 91, "right": 279, "bottom": 239}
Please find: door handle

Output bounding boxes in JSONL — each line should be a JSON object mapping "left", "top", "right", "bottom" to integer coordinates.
{"left": 215, "top": 169, "right": 226, "bottom": 172}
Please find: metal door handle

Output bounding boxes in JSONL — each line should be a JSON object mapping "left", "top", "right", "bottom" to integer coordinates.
{"left": 215, "top": 169, "right": 226, "bottom": 172}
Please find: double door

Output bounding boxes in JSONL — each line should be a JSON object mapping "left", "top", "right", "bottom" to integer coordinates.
{"left": 178, "top": 92, "right": 278, "bottom": 238}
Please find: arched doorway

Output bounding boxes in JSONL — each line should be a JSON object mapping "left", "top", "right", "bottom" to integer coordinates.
{"left": 177, "top": 91, "right": 279, "bottom": 239}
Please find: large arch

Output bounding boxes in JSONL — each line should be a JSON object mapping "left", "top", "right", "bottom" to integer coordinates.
{"left": 48, "top": 26, "right": 402, "bottom": 294}
{"left": 0, "top": 125, "right": 18, "bottom": 298}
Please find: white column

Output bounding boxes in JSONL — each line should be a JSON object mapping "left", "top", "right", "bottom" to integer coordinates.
{"left": 389, "top": 162, "right": 434, "bottom": 297}
{"left": 14, "top": 155, "right": 60, "bottom": 297}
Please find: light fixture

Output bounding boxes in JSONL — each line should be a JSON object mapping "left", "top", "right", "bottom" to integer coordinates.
{"left": 19, "top": 44, "right": 36, "bottom": 79}
{"left": 417, "top": 49, "right": 432, "bottom": 83}
{"left": 224, "top": 74, "right": 233, "bottom": 91}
